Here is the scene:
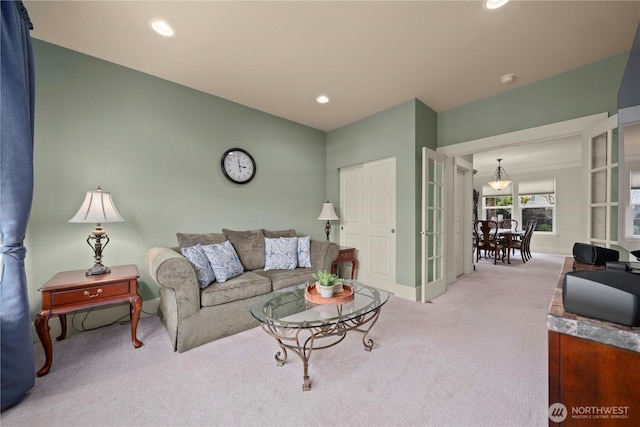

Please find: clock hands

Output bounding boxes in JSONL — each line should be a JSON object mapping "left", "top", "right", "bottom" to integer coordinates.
{"left": 237, "top": 155, "right": 247, "bottom": 172}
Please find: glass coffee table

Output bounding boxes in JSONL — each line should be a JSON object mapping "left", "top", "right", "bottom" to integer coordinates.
{"left": 250, "top": 281, "right": 389, "bottom": 391}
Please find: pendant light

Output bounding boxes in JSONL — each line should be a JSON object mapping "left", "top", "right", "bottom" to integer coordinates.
{"left": 487, "top": 158, "right": 512, "bottom": 191}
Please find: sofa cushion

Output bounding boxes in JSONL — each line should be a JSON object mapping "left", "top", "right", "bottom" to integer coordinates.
{"left": 222, "top": 229, "right": 265, "bottom": 270}
{"left": 201, "top": 241, "right": 244, "bottom": 283}
{"left": 200, "top": 271, "right": 271, "bottom": 307}
{"left": 297, "top": 235, "right": 311, "bottom": 268}
{"left": 176, "top": 232, "right": 226, "bottom": 248}
{"left": 181, "top": 244, "right": 216, "bottom": 289}
{"left": 255, "top": 268, "right": 314, "bottom": 291}
{"left": 262, "top": 228, "right": 297, "bottom": 238}
{"left": 264, "top": 237, "right": 298, "bottom": 270}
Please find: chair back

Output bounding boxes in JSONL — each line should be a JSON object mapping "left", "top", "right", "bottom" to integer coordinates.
{"left": 523, "top": 219, "right": 536, "bottom": 241}
{"left": 503, "top": 218, "right": 519, "bottom": 231}
{"left": 473, "top": 220, "right": 498, "bottom": 250}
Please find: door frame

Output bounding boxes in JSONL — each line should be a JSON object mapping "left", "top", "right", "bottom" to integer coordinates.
{"left": 437, "top": 113, "right": 609, "bottom": 278}
{"left": 446, "top": 156, "right": 475, "bottom": 283}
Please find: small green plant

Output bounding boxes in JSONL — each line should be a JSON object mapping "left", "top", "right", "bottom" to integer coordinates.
{"left": 312, "top": 270, "right": 343, "bottom": 287}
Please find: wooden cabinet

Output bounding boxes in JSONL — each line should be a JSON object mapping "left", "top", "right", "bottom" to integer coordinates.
{"left": 548, "top": 332, "right": 639, "bottom": 426}
{"left": 548, "top": 258, "right": 640, "bottom": 426}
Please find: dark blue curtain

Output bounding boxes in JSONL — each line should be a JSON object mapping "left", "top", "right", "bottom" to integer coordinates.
{"left": 0, "top": 0, "right": 35, "bottom": 411}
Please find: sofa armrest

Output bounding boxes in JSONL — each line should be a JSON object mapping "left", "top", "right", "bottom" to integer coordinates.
{"left": 145, "top": 247, "right": 200, "bottom": 320}
{"left": 310, "top": 240, "right": 340, "bottom": 272}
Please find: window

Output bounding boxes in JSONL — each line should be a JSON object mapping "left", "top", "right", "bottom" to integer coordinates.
{"left": 519, "top": 179, "right": 556, "bottom": 233}
{"left": 482, "top": 184, "right": 513, "bottom": 224}
{"left": 632, "top": 190, "right": 640, "bottom": 236}
{"left": 631, "top": 171, "right": 640, "bottom": 237}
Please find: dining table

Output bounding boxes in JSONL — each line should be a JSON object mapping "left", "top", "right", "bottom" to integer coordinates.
{"left": 493, "top": 228, "right": 525, "bottom": 264}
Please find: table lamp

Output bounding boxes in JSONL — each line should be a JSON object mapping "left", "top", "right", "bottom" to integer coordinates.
{"left": 69, "top": 186, "right": 124, "bottom": 275}
{"left": 317, "top": 201, "right": 339, "bottom": 241}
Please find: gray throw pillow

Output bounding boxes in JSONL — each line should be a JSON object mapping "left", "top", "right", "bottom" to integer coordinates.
{"left": 262, "top": 229, "right": 297, "bottom": 238}
{"left": 222, "top": 229, "right": 266, "bottom": 270}
{"left": 176, "top": 232, "right": 226, "bottom": 248}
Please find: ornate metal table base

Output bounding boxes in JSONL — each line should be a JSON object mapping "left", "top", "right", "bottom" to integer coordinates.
{"left": 260, "top": 307, "right": 383, "bottom": 391}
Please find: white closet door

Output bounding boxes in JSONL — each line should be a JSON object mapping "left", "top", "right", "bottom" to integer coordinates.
{"left": 340, "top": 157, "right": 396, "bottom": 291}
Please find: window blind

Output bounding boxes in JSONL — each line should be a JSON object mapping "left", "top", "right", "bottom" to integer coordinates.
{"left": 518, "top": 178, "right": 555, "bottom": 195}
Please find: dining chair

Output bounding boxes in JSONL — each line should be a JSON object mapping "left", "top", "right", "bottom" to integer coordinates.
{"left": 473, "top": 220, "right": 505, "bottom": 264}
{"left": 503, "top": 218, "right": 518, "bottom": 231}
{"left": 511, "top": 219, "right": 536, "bottom": 262}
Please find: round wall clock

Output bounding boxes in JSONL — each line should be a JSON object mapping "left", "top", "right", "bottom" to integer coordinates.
{"left": 221, "top": 148, "right": 256, "bottom": 184}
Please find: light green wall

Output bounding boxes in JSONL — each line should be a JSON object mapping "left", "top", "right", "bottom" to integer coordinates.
{"left": 27, "top": 38, "right": 630, "bottom": 316}
{"left": 27, "top": 40, "right": 327, "bottom": 317}
{"left": 325, "top": 99, "right": 437, "bottom": 289}
{"left": 438, "top": 53, "right": 629, "bottom": 146}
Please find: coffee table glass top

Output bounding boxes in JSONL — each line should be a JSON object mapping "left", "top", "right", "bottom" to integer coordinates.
{"left": 250, "top": 281, "right": 389, "bottom": 329}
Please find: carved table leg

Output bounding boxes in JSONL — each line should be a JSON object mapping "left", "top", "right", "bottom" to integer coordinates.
{"left": 274, "top": 339, "right": 288, "bottom": 366}
{"left": 35, "top": 312, "right": 53, "bottom": 376}
{"left": 129, "top": 295, "right": 143, "bottom": 348}
{"left": 56, "top": 313, "right": 67, "bottom": 341}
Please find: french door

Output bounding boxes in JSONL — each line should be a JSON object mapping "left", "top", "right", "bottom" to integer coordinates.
{"left": 583, "top": 115, "right": 618, "bottom": 247}
{"left": 422, "top": 148, "right": 447, "bottom": 302}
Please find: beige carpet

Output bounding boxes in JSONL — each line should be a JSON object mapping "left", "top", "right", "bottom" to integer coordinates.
{"left": 1, "top": 253, "right": 565, "bottom": 427}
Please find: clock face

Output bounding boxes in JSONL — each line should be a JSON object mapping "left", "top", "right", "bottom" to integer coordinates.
{"left": 221, "top": 148, "right": 256, "bottom": 184}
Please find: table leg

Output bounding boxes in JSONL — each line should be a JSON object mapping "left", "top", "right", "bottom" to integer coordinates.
{"left": 274, "top": 340, "right": 288, "bottom": 366}
{"left": 505, "top": 234, "right": 511, "bottom": 264}
{"left": 350, "top": 260, "right": 358, "bottom": 280}
{"left": 129, "top": 295, "right": 143, "bottom": 348}
{"left": 35, "top": 312, "right": 53, "bottom": 376}
{"left": 260, "top": 307, "right": 385, "bottom": 391}
{"left": 351, "top": 307, "right": 382, "bottom": 351}
{"left": 56, "top": 313, "right": 67, "bottom": 341}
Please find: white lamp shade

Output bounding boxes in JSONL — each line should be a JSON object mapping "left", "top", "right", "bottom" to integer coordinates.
{"left": 317, "top": 202, "right": 339, "bottom": 221}
{"left": 487, "top": 179, "right": 512, "bottom": 190}
{"left": 69, "top": 187, "right": 124, "bottom": 224}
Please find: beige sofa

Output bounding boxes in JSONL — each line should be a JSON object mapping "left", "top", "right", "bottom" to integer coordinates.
{"left": 145, "top": 229, "right": 339, "bottom": 352}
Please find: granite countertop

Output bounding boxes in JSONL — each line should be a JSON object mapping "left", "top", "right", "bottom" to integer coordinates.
{"left": 547, "top": 257, "right": 640, "bottom": 353}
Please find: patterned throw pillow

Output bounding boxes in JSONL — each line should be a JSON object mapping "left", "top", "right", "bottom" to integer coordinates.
{"left": 264, "top": 237, "right": 298, "bottom": 271}
{"left": 201, "top": 241, "right": 244, "bottom": 283}
{"left": 181, "top": 245, "right": 216, "bottom": 289}
{"left": 297, "top": 235, "right": 311, "bottom": 268}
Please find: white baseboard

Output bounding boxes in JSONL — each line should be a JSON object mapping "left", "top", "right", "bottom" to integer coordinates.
{"left": 31, "top": 298, "right": 159, "bottom": 344}
{"left": 392, "top": 283, "right": 419, "bottom": 302}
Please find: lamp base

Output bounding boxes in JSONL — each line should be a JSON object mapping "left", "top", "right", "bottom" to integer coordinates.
{"left": 86, "top": 263, "right": 111, "bottom": 276}
{"left": 84, "top": 229, "right": 111, "bottom": 275}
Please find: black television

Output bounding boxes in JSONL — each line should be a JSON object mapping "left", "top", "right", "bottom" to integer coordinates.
{"left": 563, "top": 270, "right": 640, "bottom": 326}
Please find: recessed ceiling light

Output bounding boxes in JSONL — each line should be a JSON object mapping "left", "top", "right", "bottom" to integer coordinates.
{"left": 149, "top": 19, "right": 175, "bottom": 37}
{"left": 485, "top": 0, "right": 510, "bottom": 10}
{"left": 316, "top": 95, "right": 330, "bottom": 104}
{"left": 500, "top": 73, "right": 516, "bottom": 84}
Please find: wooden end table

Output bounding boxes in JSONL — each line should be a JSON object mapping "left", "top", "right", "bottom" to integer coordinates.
{"left": 331, "top": 246, "right": 358, "bottom": 279}
{"left": 35, "top": 264, "right": 143, "bottom": 376}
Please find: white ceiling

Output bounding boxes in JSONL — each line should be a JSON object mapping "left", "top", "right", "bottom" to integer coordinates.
{"left": 472, "top": 135, "right": 583, "bottom": 178}
{"left": 25, "top": 0, "right": 640, "bottom": 133}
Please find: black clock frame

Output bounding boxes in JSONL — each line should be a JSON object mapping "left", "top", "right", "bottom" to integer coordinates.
{"left": 221, "top": 148, "right": 256, "bottom": 184}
